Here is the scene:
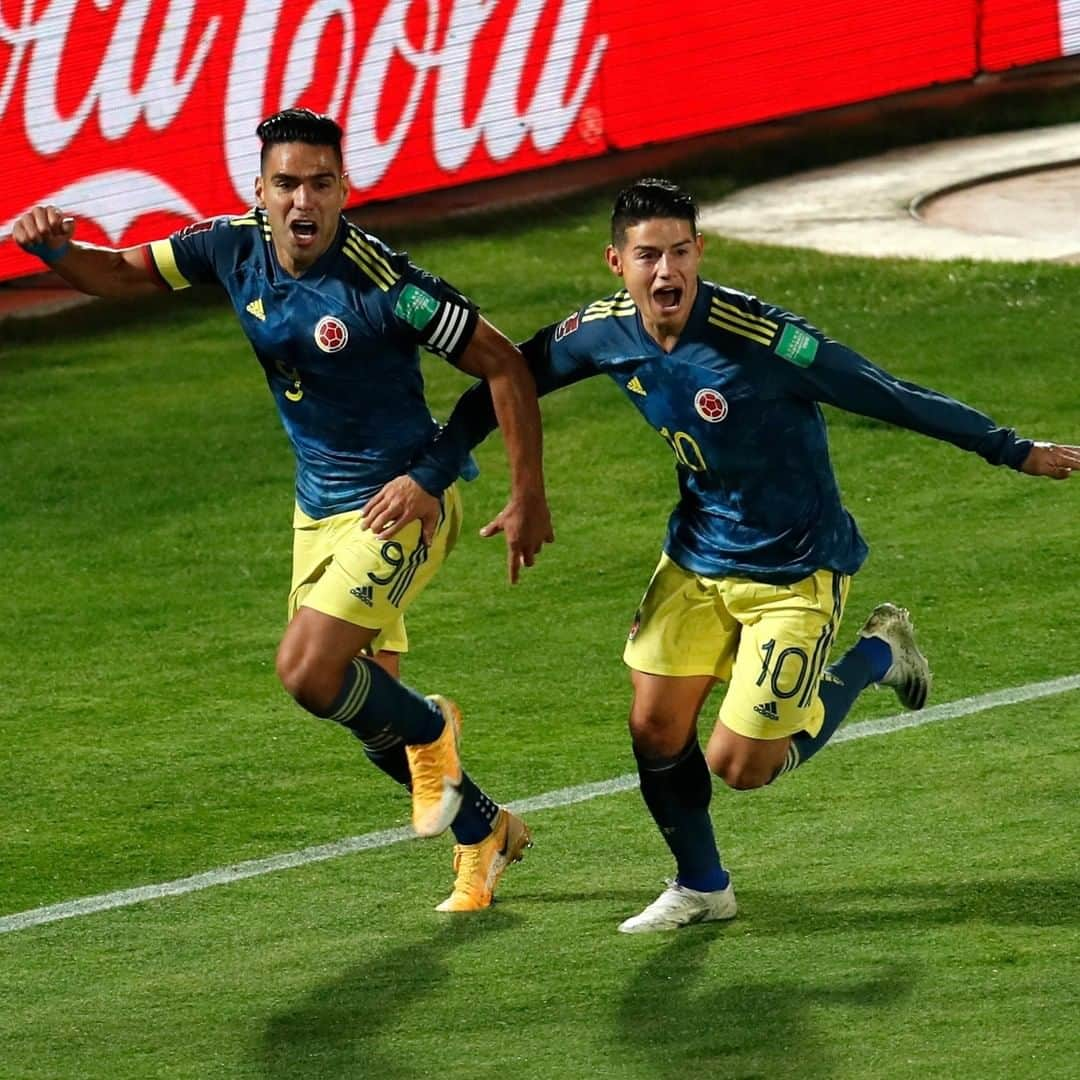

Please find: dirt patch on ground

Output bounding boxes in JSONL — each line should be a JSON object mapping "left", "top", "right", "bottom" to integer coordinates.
{"left": 699, "top": 123, "right": 1080, "bottom": 264}
{"left": 917, "top": 162, "right": 1080, "bottom": 260}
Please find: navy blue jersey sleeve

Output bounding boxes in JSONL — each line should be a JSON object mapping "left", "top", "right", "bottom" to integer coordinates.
{"left": 408, "top": 313, "right": 599, "bottom": 494}
{"left": 385, "top": 261, "right": 479, "bottom": 366}
{"left": 762, "top": 307, "right": 1033, "bottom": 469}
{"left": 146, "top": 215, "right": 241, "bottom": 290}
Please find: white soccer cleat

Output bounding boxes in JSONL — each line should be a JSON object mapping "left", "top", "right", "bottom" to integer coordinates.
{"left": 617, "top": 880, "right": 738, "bottom": 934}
{"left": 859, "top": 602, "right": 932, "bottom": 710}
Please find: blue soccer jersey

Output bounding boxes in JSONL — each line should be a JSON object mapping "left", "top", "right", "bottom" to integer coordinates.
{"left": 410, "top": 280, "right": 1032, "bottom": 584}
{"left": 146, "top": 209, "right": 479, "bottom": 518}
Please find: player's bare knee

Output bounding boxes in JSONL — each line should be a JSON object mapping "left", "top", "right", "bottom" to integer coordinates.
{"left": 628, "top": 711, "right": 685, "bottom": 759}
{"left": 726, "top": 763, "right": 772, "bottom": 791}
{"left": 705, "top": 746, "right": 770, "bottom": 791}
{"left": 275, "top": 641, "right": 340, "bottom": 715}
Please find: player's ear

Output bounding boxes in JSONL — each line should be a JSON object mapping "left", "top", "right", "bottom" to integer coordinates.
{"left": 254, "top": 175, "right": 265, "bottom": 208}
{"left": 605, "top": 243, "right": 623, "bottom": 278}
{"left": 341, "top": 171, "right": 350, "bottom": 202}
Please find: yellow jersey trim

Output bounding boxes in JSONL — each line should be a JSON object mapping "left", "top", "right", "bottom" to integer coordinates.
{"left": 344, "top": 227, "right": 399, "bottom": 291}
{"left": 708, "top": 297, "right": 778, "bottom": 346}
{"left": 708, "top": 314, "right": 775, "bottom": 346}
{"left": 582, "top": 291, "right": 636, "bottom": 322}
{"left": 149, "top": 239, "right": 191, "bottom": 291}
{"left": 710, "top": 298, "right": 778, "bottom": 331}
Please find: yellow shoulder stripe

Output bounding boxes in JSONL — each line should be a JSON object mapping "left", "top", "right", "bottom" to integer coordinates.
{"left": 582, "top": 307, "right": 636, "bottom": 322}
{"left": 345, "top": 228, "right": 399, "bottom": 290}
{"left": 149, "top": 239, "right": 191, "bottom": 291}
{"left": 708, "top": 297, "right": 777, "bottom": 346}
{"left": 582, "top": 291, "right": 636, "bottom": 322}
{"left": 229, "top": 216, "right": 259, "bottom": 227}
{"left": 343, "top": 244, "right": 394, "bottom": 291}
{"left": 708, "top": 313, "right": 774, "bottom": 346}
{"left": 710, "top": 297, "right": 778, "bottom": 331}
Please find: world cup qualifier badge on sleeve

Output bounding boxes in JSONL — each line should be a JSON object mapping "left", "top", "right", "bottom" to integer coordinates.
{"left": 394, "top": 285, "right": 440, "bottom": 332}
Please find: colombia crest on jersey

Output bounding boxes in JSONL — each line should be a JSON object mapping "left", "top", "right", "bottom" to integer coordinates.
{"left": 413, "top": 278, "right": 1031, "bottom": 584}
{"left": 145, "top": 209, "right": 479, "bottom": 518}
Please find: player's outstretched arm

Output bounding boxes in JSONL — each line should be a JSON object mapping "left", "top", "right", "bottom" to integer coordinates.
{"left": 457, "top": 317, "right": 554, "bottom": 584}
{"left": 1020, "top": 442, "right": 1080, "bottom": 479}
{"left": 11, "top": 206, "right": 162, "bottom": 298}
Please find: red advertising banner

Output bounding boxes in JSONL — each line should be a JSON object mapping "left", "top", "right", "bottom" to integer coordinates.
{"left": 0, "top": 0, "right": 610, "bottom": 281}
{"left": 980, "top": 1, "right": 1069, "bottom": 70}
{"left": 602, "top": 0, "right": 978, "bottom": 149}
{"left": 0, "top": 0, "right": 1071, "bottom": 283}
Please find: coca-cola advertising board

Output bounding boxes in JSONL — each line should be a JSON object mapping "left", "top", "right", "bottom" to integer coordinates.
{"left": 981, "top": 0, "right": 1079, "bottom": 70}
{"left": 0, "top": 0, "right": 1074, "bottom": 284}
{"left": 602, "top": 0, "right": 977, "bottom": 149}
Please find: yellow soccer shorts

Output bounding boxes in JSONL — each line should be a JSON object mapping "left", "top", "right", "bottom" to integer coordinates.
{"left": 623, "top": 552, "right": 850, "bottom": 740}
{"left": 288, "top": 483, "right": 463, "bottom": 655}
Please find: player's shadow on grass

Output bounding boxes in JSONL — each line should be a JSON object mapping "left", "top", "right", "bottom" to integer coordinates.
{"left": 258, "top": 908, "right": 523, "bottom": 1080}
{"left": 615, "top": 932, "right": 913, "bottom": 1079}
{"left": 740, "top": 875, "right": 1080, "bottom": 935}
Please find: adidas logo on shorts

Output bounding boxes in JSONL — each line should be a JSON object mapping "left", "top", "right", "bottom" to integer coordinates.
{"left": 350, "top": 585, "right": 374, "bottom": 606}
{"left": 753, "top": 700, "right": 780, "bottom": 721}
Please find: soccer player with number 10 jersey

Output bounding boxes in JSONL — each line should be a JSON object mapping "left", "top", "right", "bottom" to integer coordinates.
{"left": 395, "top": 178, "right": 1080, "bottom": 933}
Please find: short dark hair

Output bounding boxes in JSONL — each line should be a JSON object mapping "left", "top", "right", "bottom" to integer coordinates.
{"left": 611, "top": 178, "right": 698, "bottom": 247}
{"left": 256, "top": 108, "right": 343, "bottom": 170}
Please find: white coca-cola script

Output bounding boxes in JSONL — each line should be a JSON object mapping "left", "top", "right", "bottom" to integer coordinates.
{"left": 1, "top": 0, "right": 607, "bottom": 232}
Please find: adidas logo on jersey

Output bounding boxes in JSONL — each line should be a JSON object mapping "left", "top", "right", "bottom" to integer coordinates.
{"left": 246, "top": 298, "right": 266, "bottom": 321}
{"left": 350, "top": 585, "right": 374, "bottom": 606}
{"left": 627, "top": 376, "right": 646, "bottom": 396}
{"left": 753, "top": 700, "right": 780, "bottom": 721}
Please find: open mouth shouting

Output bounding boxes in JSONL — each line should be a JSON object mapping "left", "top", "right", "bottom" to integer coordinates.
{"left": 290, "top": 218, "right": 319, "bottom": 246}
{"left": 652, "top": 285, "right": 684, "bottom": 316}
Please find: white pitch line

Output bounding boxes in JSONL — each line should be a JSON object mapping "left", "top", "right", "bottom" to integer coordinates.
{"left": 831, "top": 674, "right": 1080, "bottom": 743}
{"left": 2, "top": 673, "right": 1077, "bottom": 936}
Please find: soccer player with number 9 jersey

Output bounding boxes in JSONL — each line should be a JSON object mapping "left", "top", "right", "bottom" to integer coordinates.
{"left": 12, "top": 109, "right": 556, "bottom": 914}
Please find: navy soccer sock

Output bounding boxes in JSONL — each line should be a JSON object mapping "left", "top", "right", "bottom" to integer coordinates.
{"left": 449, "top": 773, "right": 502, "bottom": 845}
{"left": 773, "top": 635, "right": 891, "bottom": 778}
{"left": 318, "top": 658, "right": 501, "bottom": 834}
{"left": 354, "top": 742, "right": 500, "bottom": 843}
{"left": 636, "top": 737, "right": 729, "bottom": 893}
{"left": 318, "top": 656, "right": 445, "bottom": 744}
{"left": 357, "top": 730, "right": 413, "bottom": 788}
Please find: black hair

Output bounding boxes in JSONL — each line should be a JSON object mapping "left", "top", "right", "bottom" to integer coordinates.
{"left": 256, "top": 108, "right": 344, "bottom": 170}
{"left": 611, "top": 178, "right": 698, "bottom": 247}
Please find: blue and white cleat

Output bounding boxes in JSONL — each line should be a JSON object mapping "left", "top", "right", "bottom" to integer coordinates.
{"left": 859, "top": 603, "right": 932, "bottom": 710}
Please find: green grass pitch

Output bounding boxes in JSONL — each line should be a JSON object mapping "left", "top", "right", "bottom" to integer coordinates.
{"left": 1, "top": 157, "right": 1078, "bottom": 1077}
